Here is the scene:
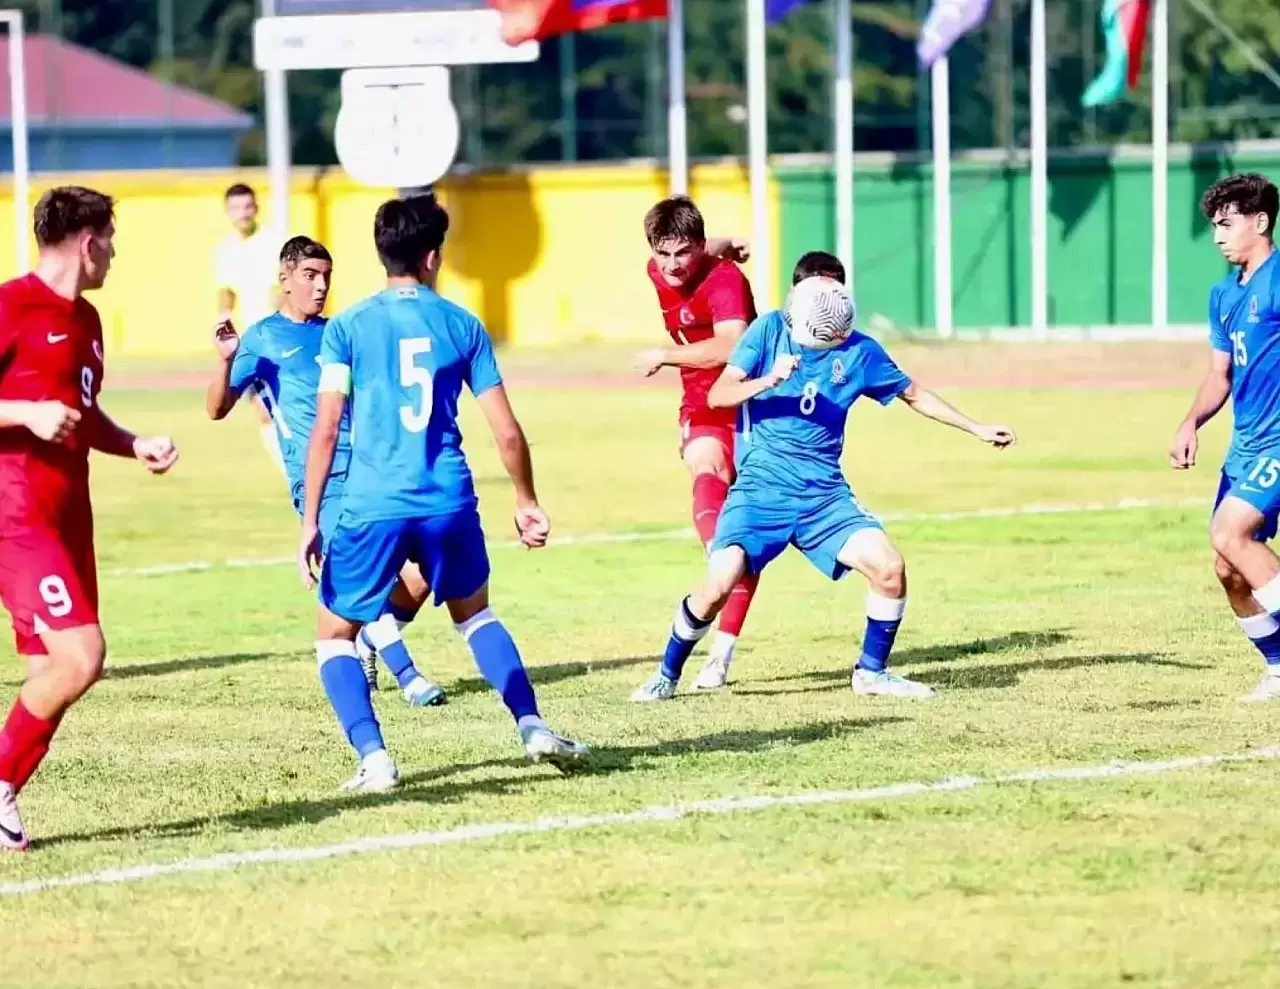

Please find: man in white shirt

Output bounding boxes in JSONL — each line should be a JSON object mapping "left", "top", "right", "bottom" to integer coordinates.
{"left": 214, "top": 183, "right": 287, "bottom": 475}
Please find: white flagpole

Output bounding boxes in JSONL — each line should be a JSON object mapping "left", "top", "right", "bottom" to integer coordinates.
{"left": 667, "top": 0, "right": 689, "bottom": 194}
{"left": 1151, "top": 0, "right": 1169, "bottom": 328}
{"left": 931, "top": 57, "right": 953, "bottom": 338}
{"left": 261, "top": 0, "right": 290, "bottom": 234}
{"left": 1030, "top": 0, "right": 1048, "bottom": 338}
{"left": 834, "top": 0, "right": 854, "bottom": 291}
{"left": 746, "top": 0, "right": 773, "bottom": 309}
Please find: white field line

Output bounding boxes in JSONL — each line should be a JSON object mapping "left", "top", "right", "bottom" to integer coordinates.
{"left": 105, "top": 497, "right": 1204, "bottom": 579}
{"left": 2, "top": 744, "right": 1274, "bottom": 898}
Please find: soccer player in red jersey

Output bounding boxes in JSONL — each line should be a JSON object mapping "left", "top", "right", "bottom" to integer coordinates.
{"left": 0, "top": 186, "right": 179, "bottom": 850}
{"left": 634, "top": 196, "right": 760, "bottom": 694}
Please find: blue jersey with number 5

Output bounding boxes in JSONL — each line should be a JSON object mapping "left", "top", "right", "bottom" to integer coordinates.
{"left": 728, "top": 311, "right": 911, "bottom": 495}
{"left": 1209, "top": 250, "right": 1280, "bottom": 477}
{"left": 319, "top": 285, "right": 503, "bottom": 522}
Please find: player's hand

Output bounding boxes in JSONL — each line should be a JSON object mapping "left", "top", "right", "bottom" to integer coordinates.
{"left": 298, "top": 523, "right": 322, "bottom": 589}
{"left": 766, "top": 354, "right": 801, "bottom": 387}
{"left": 975, "top": 424, "right": 1016, "bottom": 449}
{"left": 213, "top": 319, "right": 240, "bottom": 361}
{"left": 23, "top": 401, "right": 81, "bottom": 444}
{"left": 514, "top": 503, "right": 550, "bottom": 550}
{"left": 634, "top": 349, "right": 667, "bottom": 378}
{"left": 1169, "top": 418, "right": 1198, "bottom": 469}
{"left": 133, "top": 435, "right": 179, "bottom": 473}
{"left": 718, "top": 239, "right": 751, "bottom": 264}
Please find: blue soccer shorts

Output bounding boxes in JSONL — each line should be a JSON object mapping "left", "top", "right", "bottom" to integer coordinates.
{"left": 1214, "top": 456, "right": 1280, "bottom": 542}
{"left": 710, "top": 482, "right": 881, "bottom": 580}
{"left": 291, "top": 478, "right": 345, "bottom": 556}
{"left": 320, "top": 508, "right": 491, "bottom": 623}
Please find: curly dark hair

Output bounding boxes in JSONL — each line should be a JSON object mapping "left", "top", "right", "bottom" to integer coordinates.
{"left": 279, "top": 235, "right": 332, "bottom": 269}
{"left": 1200, "top": 172, "right": 1278, "bottom": 237}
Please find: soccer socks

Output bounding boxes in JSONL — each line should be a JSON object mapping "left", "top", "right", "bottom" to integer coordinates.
{"left": 717, "top": 572, "right": 760, "bottom": 639}
{"left": 361, "top": 614, "right": 424, "bottom": 691}
{"left": 1239, "top": 613, "right": 1280, "bottom": 670}
{"left": 691, "top": 473, "right": 729, "bottom": 547}
{"left": 662, "top": 596, "right": 714, "bottom": 681}
{"left": 316, "top": 640, "right": 386, "bottom": 758}
{"left": 1255, "top": 573, "right": 1280, "bottom": 616}
{"left": 0, "top": 699, "right": 59, "bottom": 793}
{"left": 456, "top": 608, "right": 540, "bottom": 723}
{"left": 856, "top": 593, "right": 907, "bottom": 674}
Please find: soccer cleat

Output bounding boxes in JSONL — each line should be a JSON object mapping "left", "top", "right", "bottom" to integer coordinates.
{"left": 519, "top": 722, "right": 589, "bottom": 771}
{"left": 694, "top": 654, "right": 733, "bottom": 691}
{"left": 339, "top": 750, "right": 400, "bottom": 792}
{"left": 852, "top": 667, "right": 936, "bottom": 699}
{"left": 356, "top": 630, "right": 380, "bottom": 691}
{"left": 402, "top": 676, "right": 447, "bottom": 708}
{"left": 1239, "top": 672, "right": 1280, "bottom": 703}
{"left": 631, "top": 673, "right": 679, "bottom": 703}
{"left": 0, "top": 783, "right": 29, "bottom": 851}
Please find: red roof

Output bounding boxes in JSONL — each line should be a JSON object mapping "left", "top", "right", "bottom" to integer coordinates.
{"left": 0, "top": 35, "right": 250, "bottom": 125}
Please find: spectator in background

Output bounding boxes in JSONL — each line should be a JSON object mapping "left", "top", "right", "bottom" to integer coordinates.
{"left": 214, "top": 182, "right": 287, "bottom": 476}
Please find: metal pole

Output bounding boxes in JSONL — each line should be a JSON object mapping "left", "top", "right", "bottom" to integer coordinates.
{"left": 261, "top": 0, "right": 290, "bottom": 233}
{"left": 560, "top": 33, "right": 577, "bottom": 162}
{"left": 1151, "top": 0, "right": 1169, "bottom": 328}
{"left": 833, "top": 0, "right": 854, "bottom": 291}
{"left": 1030, "top": 0, "right": 1048, "bottom": 338}
{"left": 930, "top": 58, "right": 952, "bottom": 338}
{"left": 3, "top": 11, "right": 27, "bottom": 272}
{"left": 746, "top": 0, "right": 772, "bottom": 309}
{"left": 667, "top": 0, "right": 688, "bottom": 194}
{"left": 159, "top": 0, "right": 174, "bottom": 167}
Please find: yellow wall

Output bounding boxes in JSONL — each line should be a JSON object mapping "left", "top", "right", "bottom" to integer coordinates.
{"left": 0, "top": 163, "right": 775, "bottom": 356}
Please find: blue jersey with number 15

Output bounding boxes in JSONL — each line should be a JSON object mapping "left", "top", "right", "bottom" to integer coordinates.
{"left": 1209, "top": 250, "right": 1280, "bottom": 478}
{"left": 319, "top": 285, "right": 503, "bottom": 522}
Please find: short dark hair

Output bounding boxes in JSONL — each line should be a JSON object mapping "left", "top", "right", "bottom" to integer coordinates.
{"left": 644, "top": 196, "right": 705, "bottom": 247}
{"left": 1201, "top": 173, "right": 1279, "bottom": 238}
{"left": 225, "top": 183, "right": 256, "bottom": 201}
{"left": 374, "top": 193, "right": 449, "bottom": 277}
{"left": 792, "top": 251, "right": 845, "bottom": 285}
{"left": 34, "top": 186, "right": 115, "bottom": 247}
{"left": 280, "top": 235, "right": 332, "bottom": 269}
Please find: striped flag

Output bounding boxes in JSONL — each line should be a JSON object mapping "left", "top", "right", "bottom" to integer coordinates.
{"left": 491, "top": 0, "right": 669, "bottom": 45}
{"left": 917, "top": 0, "right": 991, "bottom": 67}
{"left": 1082, "top": 0, "right": 1151, "bottom": 107}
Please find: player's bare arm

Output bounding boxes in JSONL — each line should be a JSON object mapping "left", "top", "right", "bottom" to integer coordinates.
{"left": 89, "top": 406, "right": 179, "bottom": 472}
{"left": 635, "top": 319, "right": 749, "bottom": 377}
{"left": 475, "top": 384, "right": 549, "bottom": 550}
{"left": 1170, "top": 348, "right": 1232, "bottom": 469}
{"left": 0, "top": 399, "right": 80, "bottom": 443}
{"left": 206, "top": 319, "right": 242, "bottom": 420}
{"left": 707, "top": 355, "right": 801, "bottom": 409}
{"left": 299, "top": 389, "right": 344, "bottom": 587}
{"left": 897, "top": 382, "right": 1016, "bottom": 448}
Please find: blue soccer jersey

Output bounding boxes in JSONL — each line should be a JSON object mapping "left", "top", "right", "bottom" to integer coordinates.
{"left": 728, "top": 311, "right": 912, "bottom": 494}
{"left": 318, "top": 285, "right": 503, "bottom": 523}
{"left": 229, "top": 312, "right": 353, "bottom": 490}
{"left": 1210, "top": 250, "right": 1280, "bottom": 479}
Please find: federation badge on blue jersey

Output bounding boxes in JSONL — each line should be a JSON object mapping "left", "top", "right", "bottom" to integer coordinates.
{"left": 830, "top": 357, "right": 847, "bottom": 385}
{"left": 1250, "top": 295, "right": 1260, "bottom": 323}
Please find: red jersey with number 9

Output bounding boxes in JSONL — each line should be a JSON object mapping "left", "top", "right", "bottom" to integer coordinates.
{"left": 0, "top": 273, "right": 105, "bottom": 533}
{"left": 646, "top": 255, "right": 756, "bottom": 428}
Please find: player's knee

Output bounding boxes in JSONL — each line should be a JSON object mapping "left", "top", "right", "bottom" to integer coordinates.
{"left": 1209, "top": 515, "right": 1252, "bottom": 563}
{"left": 701, "top": 548, "right": 747, "bottom": 609}
{"left": 868, "top": 551, "right": 906, "bottom": 598}
{"left": 53, "top": 627, "right": 106, "bottom": 698}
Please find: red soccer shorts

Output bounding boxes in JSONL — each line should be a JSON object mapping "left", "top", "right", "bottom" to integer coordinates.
{"left": 0, "top": 522, "right": 100, "bottom": 656}
{"left": 679, "top": 409, "right": 737, "bottom": 465}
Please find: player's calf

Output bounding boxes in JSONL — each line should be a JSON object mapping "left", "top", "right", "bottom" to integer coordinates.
{"left": 1210, "top": 497, "right": 1280, "bottom": 602}
{"left": 1213, "top": 553, "right": 1280, "bottom": 701}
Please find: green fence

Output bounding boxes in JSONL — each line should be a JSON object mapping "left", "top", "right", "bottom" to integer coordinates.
{"left": 773, "top": 144, "right": 1280, "bottom": 333}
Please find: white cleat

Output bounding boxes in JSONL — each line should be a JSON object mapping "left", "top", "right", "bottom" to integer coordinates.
{"left": 339, "top": 750, "right": 400, "bottom": 792}
{"left": 694, "top": 654, "right": 732, "bottom": 691}
{"left": 519, "top": 722, "right": 590, "bottom": 771}
{"left": 402, "top": 676, "right": 447, "bottom": 708}
{"left": 630, "top": 673, "right": 679, "bottom": 703}
{"left": 1239, "top": 673, "right": 1280, "bottom": 703}
{"left": 0, "top": 783, "right": 29, "bottom": 851}
{"left": 852, "top": 667, "right": 936, "bottom": 699}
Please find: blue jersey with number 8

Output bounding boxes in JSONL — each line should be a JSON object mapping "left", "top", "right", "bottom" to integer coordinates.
{"left": 319, "top": 285, "right": 503, "bottom": 522}
{"left": 1209, "top": 251, "right": 1280, "bottom": 478}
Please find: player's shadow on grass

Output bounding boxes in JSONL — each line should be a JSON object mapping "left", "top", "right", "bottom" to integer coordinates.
{"left": 440, "top": 654, "right": 658, "bottom": 698}
{"left": 743, "top": 630, "right": 1072, "bottom": 696}
{"left": 41, "top": 717, "right": 904, "bottom": 848}
{"left": 912, "top": 652, "right": 1207, "bottom": 691}
{"left": 100, "top": 652, "right": 289, "bottom": 681}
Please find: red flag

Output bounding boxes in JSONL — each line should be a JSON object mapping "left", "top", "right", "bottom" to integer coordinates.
{"left": 490, "top": 0, "right": 669, "bottom": 45}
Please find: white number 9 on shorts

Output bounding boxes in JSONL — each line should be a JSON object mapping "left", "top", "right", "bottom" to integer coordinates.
{"left": 38, "top": 575, "right": 73, "bottom": 618}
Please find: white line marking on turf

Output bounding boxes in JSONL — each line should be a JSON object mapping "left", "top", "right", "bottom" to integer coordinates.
{"left": 104, "top": 497, "right": 1204, "bottom": 579}
{"left": 1, "top": 744, "right": 1274, "bottom": 898}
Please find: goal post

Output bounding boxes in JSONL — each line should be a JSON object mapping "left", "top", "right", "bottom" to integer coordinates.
{"left": 0, "top": 9, "right": 28, "bottom": 273}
